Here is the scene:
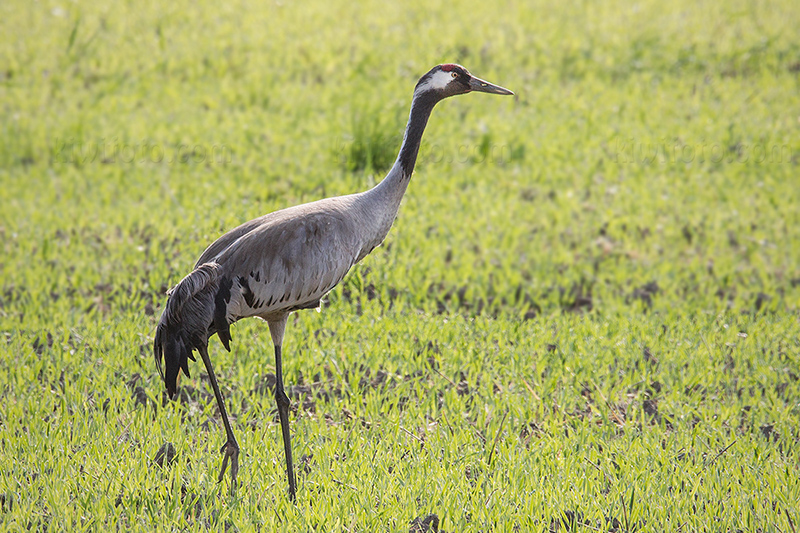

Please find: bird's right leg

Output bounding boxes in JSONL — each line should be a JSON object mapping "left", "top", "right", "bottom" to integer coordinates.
{"left": 268, "top": 315, "right": 297, "bottom": 501}
{"left": 274, "top": 343, "right": 297, "bottom": 500}
{"left": 198, "top": 345, "right": 239, "bottom": 495}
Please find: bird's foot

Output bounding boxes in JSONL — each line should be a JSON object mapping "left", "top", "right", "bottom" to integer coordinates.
{"left": 218, "top": 439, "right": 240, "bottom": 495}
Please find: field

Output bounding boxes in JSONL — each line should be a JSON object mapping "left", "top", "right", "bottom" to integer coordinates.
{"left": 1, "top": 0, "right": 800, "bottom": 530}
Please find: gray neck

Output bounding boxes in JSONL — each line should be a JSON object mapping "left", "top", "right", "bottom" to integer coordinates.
{"left": 354, "top": 88, "right": 442, "bottom": 255}
{"left": 369, "top": 90, "right": 440, "bottom": 209}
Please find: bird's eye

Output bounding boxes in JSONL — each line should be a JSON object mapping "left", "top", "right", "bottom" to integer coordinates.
{"left": 450, "top": 71, "right": 458, "bottom": 79}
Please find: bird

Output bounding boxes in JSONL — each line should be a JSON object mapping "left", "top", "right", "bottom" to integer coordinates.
{"left": 153, "top": 63, "right": 513, "bottom": 500}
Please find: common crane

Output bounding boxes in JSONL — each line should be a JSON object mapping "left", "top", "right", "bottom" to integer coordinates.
{"left": 154, "top": 64, "right": 513, "bottom": 500}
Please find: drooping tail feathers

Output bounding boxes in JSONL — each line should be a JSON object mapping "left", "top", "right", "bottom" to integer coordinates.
{"left": 154, "top": 262, "right": 228, "bottom": 397}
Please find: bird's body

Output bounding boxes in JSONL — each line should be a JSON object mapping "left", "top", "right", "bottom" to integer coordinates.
{"left": 154, "top": 64, "right": 512, "bottom": 499}
{"left": 156, "top": 178, "right": 406, "bottom": 392}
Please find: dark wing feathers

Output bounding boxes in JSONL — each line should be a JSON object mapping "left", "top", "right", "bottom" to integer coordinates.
{"left": 154, "top": 262, "right": 222, "bottom": 397}
{"left": 212, "top": 275, "right": 234, "bottom": 351}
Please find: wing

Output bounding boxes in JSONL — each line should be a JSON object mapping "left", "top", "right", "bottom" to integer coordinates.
{"left": 210, "top": 205, "right": 364, "bottom": 326}
{"left": 194, "top": 192, "right": 363, "bottom": 268}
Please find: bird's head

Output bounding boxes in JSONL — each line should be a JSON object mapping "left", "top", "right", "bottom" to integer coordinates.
{"left": 414, "top": 63, "right": 514, "bottom": 100}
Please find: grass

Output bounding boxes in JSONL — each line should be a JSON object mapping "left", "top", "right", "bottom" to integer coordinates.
{"left": 1, "top": 0, "right": 799, "bottom": 530}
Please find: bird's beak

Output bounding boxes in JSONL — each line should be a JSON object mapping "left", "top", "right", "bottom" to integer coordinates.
{"left": 468, "top": 75, "right": 514, "bottom": 95}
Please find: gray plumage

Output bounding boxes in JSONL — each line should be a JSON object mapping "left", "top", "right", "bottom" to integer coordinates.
{"left": 154, "top": 182, "right": 402, "bottom": 393}
{"left": 153, "top": 63, "right": 513, "bottom": 499}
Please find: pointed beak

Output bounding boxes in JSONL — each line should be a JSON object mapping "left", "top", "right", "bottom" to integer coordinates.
{"left": 468, "top": 75, "right": 514, "bottom": 95}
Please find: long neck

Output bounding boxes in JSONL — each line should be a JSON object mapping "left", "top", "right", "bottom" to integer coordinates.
{"left": 369, "top": 90, "right": 439, "bottom": 202}
{"left": 354, "top": 89, "right": 441, "bottom": 254}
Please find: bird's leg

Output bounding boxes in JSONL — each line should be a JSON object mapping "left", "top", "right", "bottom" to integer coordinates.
{"left": 267, "top": 316, "right": 297, "bottom": 500}
{"left": 198, "top": 345, "right": 239, "bottom": 495}
{"left": 274, "top": 343, "right": 297, "bottom": 500}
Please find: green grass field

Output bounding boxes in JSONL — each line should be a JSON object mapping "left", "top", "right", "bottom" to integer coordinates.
{"left": 2, "top": 0, "right": 799, "bottom": 530}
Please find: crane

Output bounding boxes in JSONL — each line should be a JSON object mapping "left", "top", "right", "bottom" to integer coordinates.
{"left": 154, "top": 64, "right": 513, "bottom": 500}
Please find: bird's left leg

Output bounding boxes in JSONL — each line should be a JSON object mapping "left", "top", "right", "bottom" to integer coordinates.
{"left": 198, "top": 345, "right": 240, "bottom": 495}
